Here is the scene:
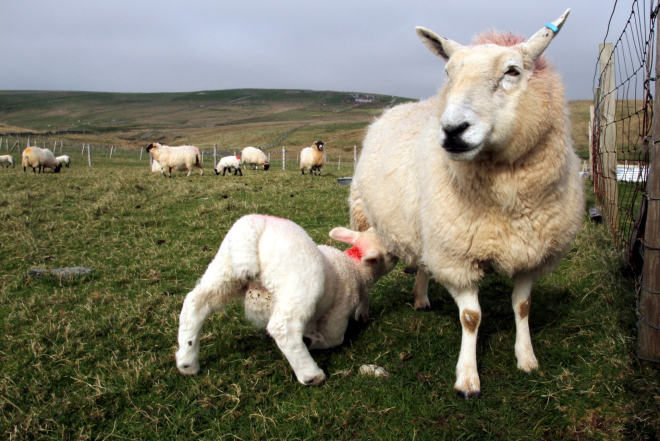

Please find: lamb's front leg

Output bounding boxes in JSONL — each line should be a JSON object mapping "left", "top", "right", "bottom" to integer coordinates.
{"left": 267, "top": 311, "right": 326, "bottom": 386}
{"left": 448, "top": 283, "right": 482, "bottom": 399}
{"left": 512, "top": 274, "right": 538, "bottom": 372}
{"left": 413, "top": 269, "right": 431, "bottom": 311}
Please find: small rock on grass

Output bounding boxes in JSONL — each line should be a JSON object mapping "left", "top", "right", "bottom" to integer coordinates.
{"left": 27, "top": 267, "right": 95, "bottom": 280}
{"left": 359, "top": 364, "right": 389, "bottom": 379}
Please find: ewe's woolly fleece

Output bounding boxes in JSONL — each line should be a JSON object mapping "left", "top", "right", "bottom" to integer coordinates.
{"left": 300, "top": 143, "right": 324, "bottom": 172}
{"left": 22, "top": 147, "right": 61, "bottom": 172}
{"left": 147, "top": 143, "right": 202, "bottom": 176}
{"left": 240, "top": 147, "right": 268, "bottom": 166}
{"left": 350, "top": 32, "right": 584, "bottom": 289}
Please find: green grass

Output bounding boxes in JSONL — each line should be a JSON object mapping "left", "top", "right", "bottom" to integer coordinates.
{"left": 0, "top": 157, "right": 658, "bottom": 440}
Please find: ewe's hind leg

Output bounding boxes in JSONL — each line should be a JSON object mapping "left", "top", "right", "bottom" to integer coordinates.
{"left": 176, "top": 251, "right": 244, "bottom": 375}
{"left": 413, "top": 269, "right": 431, "bottom": 311}
{"left": 448, "top": 283, "right": 482, "bottom": 399}
{"left": 512, "top": 274, "right": 538, "bottom": 372}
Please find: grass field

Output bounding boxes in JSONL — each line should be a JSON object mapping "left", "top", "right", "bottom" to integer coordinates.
{"left": 1, "top": 154, "right": 659, "bottom": 440}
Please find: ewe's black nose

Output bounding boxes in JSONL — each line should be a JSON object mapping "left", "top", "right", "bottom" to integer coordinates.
{"left": 442, "top": 122, "right": 471, "bottom": 152}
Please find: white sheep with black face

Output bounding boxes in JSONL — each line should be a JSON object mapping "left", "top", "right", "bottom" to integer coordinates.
{"left": 300, "top": 141, "right": 325, "bottom": 176}
{"left": 241, "top": 147, "right": 270, "bottom": 171}
{"left": 22, "top": 147, "right": 61, "bottom": 173}
{"left": 349, "top": 10, "right": 584, "bottom": 398}
{"left": 175, "top": 214, "right": 398, "bottom": 386}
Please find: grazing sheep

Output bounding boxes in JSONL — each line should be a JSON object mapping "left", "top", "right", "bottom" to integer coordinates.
{"left": 176, "top": 214, "right": 398, "bottom": 385}
{"left": 215, "top": 156, "right": 243, "bottom": 176}
{"left": 349, "top": 10, "right": 584, "bottom": 398}
{"left": 151, "top": 159, "right": 163, "bottom": 173}
{"left": 21, "top": 147, "right": 62, "bottom": 173}
{"left": 0, "top": 155, "right": 14, "bottom": 168}
{"left": 55, "top": 155, "right": 71, "bottom": 168}
{"left": 241, "top": 147, "right": 270, "bottom": 170}
{"left": 145, "top": 143, "right": 203, "bottom": 178}
{"left": 300, "top": 141, "right": 325, "bottom": 176}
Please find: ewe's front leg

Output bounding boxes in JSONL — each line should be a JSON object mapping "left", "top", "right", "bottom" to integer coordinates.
{"left": 448, "top": 283, "right": 482, "bottom": 399}
{"left": 267, "top": 311, "right": 326, "bottom": 386}
{"left": 512, "top": 274, "right": 538, "bottom": 372}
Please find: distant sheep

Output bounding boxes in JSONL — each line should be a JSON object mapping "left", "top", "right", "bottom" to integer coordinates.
{"left": 176, "top": 214, "right": 398, "bottom": 385}
{"left": 145, "top": 143, "right": 203, "bottom": 178}
{"left": 215, "top": 156, "right": 243, "bottom": 176}
{"left": 0, "top": 155, "right": 14, "bottom": 168}
{"left": 241, "top": 147, "right": 270, "bottom": 170}
{"left": 22, "top": 147, "right": 61, "bottom": 173}
{"left": 349, "top": 11, "right": 583, "bottom": 398}
{"left": 56, "top": 155, "right": 71, "bottom": 168}
{"left": 300, "top": 141, "right": 325, "bottom": 176}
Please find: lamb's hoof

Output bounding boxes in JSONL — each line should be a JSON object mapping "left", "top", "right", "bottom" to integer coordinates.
{"left": 456, "top": 389, "right": 482, "bottom": 400}
{"left": 415, "top": 305, "right": 432, "bottom": 312}
{"left": 303, "top": 373, "right": 326, "bottom": 386}
{"left": 404, "top": 267, "right": 418, "bottom": 275}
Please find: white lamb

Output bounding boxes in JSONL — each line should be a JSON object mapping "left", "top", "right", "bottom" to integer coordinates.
{"left": 349, "top": 11, "right": 584, "bottom": 398}
{"left": 151, "top": 159, "right": 162, "bottom": 173}
{"left": 145, "top": 143, "right": 203, "bottom": 178}
{"left": 175, "top": 214, "right": 398, "bottom": 385}
{"left": 21, "top": 147, "right": 62, "bottom": 173}
{"left": 300, "top": 141, "right": 325, "bottom": 175}
{"left": 241, "top": 147, "right": 270, "bottom": 170}
{"left": 55, "top": 155, "right": 71, "bottom": 168}
{"left": 0, "top": 155, "right": 14, "bottom": 168}
{"left": 215, "top": 155, "right": 243, "bottom": 176}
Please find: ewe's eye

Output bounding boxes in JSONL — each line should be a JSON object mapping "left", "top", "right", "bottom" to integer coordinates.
{"left": 505, "top": 67, "right": 520, "bottom": 77}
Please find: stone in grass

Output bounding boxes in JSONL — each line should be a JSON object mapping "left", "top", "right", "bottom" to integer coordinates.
{"left": 359, "top": 364, "right": 389, "bottom": 379}
{"left": 27, "top": 267, "right": 95, "bottom": 280}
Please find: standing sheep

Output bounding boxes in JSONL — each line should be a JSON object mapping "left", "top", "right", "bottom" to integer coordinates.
{"left": 21, "top": 147, "right": 62, "bottom": 173}
{"left": 145, "top": 143, "right": 203, "bottom": 178}
{"left": 56, "top": 155, "right": 71, "bottom": 168}
{"left": 215, "top": 156, "right": 243, "bottom": 176}
{"left": 349, "top": 10, "right": 584, "bottom": 398}
{"left": 175, "top": 214, "right": 398, "bottom": 385}
{"left": 0, "top": 155, "right": 14, "bottom": 168}
{"left": 241, "top": 147, "right": 270, "bottom": 170}
{"left": 300, "top": 141, "right": 325, "bottom": 176}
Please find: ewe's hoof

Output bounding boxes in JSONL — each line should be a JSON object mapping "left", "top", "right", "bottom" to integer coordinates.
{"left": 456, "top": 389, "right": 482, "bottom": 400}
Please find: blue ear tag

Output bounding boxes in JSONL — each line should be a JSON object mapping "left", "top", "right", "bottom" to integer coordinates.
{"left": 545, "top": 22, "right": 559, "bottom": 33}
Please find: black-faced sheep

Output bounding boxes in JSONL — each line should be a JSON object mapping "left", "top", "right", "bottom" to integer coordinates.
{"left": 175, "top": 214, "right": 398, "bottom": 385}
{"left": 300, "top": 141, "right": 325, "bottom": 175}
{"left": 22, "top": 147, "right": 62, "bottom": 173}
{"left": 241, "top": 147, "right": 270, "bottom": 170}
{"left": 145, "top": 143, "right": 203, "bottom": 178}
{"left": 349, "top": 10, "right": 583, "bottom": 398}
{"left": 215, "top": 156, "right": 243, "bottom": 176}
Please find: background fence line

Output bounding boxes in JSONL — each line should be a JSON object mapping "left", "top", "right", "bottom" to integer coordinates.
{"left": 591, "top": 0, "right": 660, "bottom": 362}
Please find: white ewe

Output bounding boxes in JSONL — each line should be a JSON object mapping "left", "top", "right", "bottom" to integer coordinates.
{"left": 0, "top": 155, "right": 14, "bottom": 168}
{"left": 349, "top": 10, "right": 584, "bottom": 398}
{"left": 300, "top": 141, "right": 325, "bottom": 175}
{"left": 22, "top": 147, "right": 62, "bottom": 173}
{"left": 175, "top": 214, "right": 398, "bottom": 385}
{"left": 215, "top": 155, "right": 243, "bottom": 176}
{"left": 241, "top": 147, "right": 270, "bottom": 171}
{"left": 55, "top": 155, "right": 71, "bottom": 168}
{"left": 145, "top": 143, "right": 203, "bottom": 178}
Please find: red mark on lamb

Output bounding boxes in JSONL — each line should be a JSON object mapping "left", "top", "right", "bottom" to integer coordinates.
{"left": 345, "top": 246, "right": 364, "bottom": 262}
{"left": 236, "top": 156, "right": 240, "bottom": 160}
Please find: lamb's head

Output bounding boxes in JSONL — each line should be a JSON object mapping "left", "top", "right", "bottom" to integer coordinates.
{"left": 314, "top": 141, "right": 325, "bottom": 151}
{"left": 263, "top": 162, "right": 270, "bottom": 171}
{"left": 416, "top": 9, "right": 569, "bottom": 162}
{"left": 329, "top": 227, "right": 398, "bottom": 279}
{"left": 145, "top": 143, "right": 161, "bottom": 153}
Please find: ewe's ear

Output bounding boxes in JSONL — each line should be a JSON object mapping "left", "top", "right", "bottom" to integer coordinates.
{"left": 415, "top": 27, "right": 464, "bottom": 61}
{"left": 329, "top": 227, "right": 358, "bottom": 245}
{"left": 522, "top": 9, "right": 570, "bottom": 61}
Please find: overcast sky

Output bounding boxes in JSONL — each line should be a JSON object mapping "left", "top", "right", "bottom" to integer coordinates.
{"left": 0, "top": 0, "right": 641, "bottom": 100}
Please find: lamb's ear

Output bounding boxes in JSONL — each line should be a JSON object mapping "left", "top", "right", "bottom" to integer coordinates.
{"left": 361, "top": 249, "right": 380, "bottom": 266}
{"left": 416, "top": 27, "right": 463, "bottom": 61}
{"left": 329, "top": 227, "right": 358, "bottom": 245}
{"left": 522, "top": 9, "right": 570, "bottom": 62}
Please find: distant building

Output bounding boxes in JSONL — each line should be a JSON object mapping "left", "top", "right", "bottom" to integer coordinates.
{"left": 349, "top": 94, "right": 375, "bottom": 103}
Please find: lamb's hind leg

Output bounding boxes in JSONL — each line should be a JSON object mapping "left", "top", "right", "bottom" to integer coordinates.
{"left": 512, "top": 274, "right": 538, "bottom": 372}
{"left": 448, "top": 283, "right": 482, "bottom": 399}
{"left": 176, "top": 249, "right": 244, "bottom": 375}
{"left": 413, "top": 269, "right": 431, "bottom": 311}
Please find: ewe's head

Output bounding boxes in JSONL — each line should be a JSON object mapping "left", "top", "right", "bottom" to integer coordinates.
{"left": 330, "top": 227, "right": 399, "bottom": 278}
{"left": 314, "top": 141, "right": 325, "bottom": 151}
{"left": 416, "top": 9, "right": 569, "bottom": 162}
{"left": 145, "top": 143, "right": 160, "bottom": 153}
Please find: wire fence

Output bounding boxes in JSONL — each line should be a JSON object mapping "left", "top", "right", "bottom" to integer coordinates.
{"left": 591, "top": 0, "right": 660, "bottom": 362}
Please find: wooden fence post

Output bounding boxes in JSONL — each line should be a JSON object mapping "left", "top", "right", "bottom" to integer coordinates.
{"left": 110, "top": 146, "right": 113, "bottom": 158}
{"left": 599, "top": 42, "right": 619, "bottom": 229}
{"left": 87, "top": 144, "right": 92, "bottom": 167}
{"left": 140, "top": 147, "right": 143, "bottom": 160}
{"left": 81, "top": 144, "right": 85, "bottom": 155}
{"left": 214, "top": 144, "right": 217, "bottom": 167}
{"left": 338, "top": 156, "right": 341, "bottom": 170}
{"left": 637, "top": 24, "right": 660, "bottom": 363}
{"left": 589, "top": 105, "right": 594, "bottom": 179}
{"left": 353, "top": 145, "right": 357, "bottom": 166}
{"left": 282, "top": 147, "right": 286, "bottom": 170}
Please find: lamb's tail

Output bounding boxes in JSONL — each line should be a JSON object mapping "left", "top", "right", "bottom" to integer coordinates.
{"left": 226, "top": 215, "right": 267, "bottom": 281}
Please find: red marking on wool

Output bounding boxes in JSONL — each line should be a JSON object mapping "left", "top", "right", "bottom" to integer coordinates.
{"left": 472, "top": 31, "right": 548, "bottom": 72}
{"left": 345, "top": 246, "right": 364, "bottom": 262}
{"left": 236, "top": 156, "right": 240, "bottom": 160}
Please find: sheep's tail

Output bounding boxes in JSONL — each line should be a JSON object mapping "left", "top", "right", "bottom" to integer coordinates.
{"left": 226, "top": 215, "right": 267, "bottom": 281}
